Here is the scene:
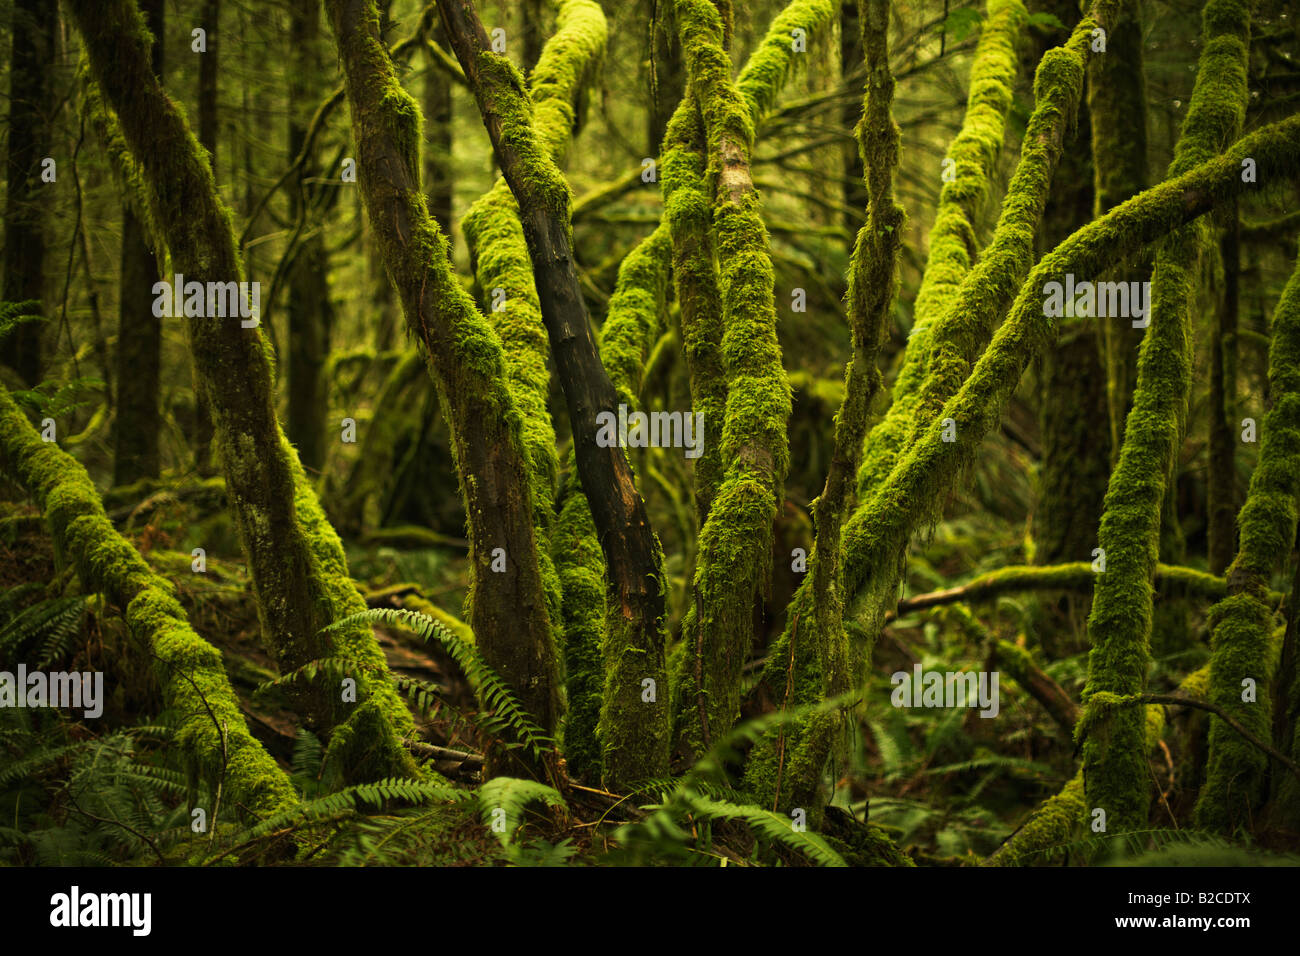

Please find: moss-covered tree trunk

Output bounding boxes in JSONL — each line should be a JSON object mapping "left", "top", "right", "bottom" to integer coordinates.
{"left": 438, "top": 0, "right": 673, "bottom": 787}
{"left": 326, "top": 0, "right": 562, "bottom": 775}
{"left": 113, "top": 0, "right": 165, "bottom": 487}
{"left": 71, "top": 0, "right": 419, "bottom": 784}
{"left": 1197, "top": 248, "right": 1300, "bottom": 831}
{"left": 669, "top": 0, "right": 797, "bottom": 759}
{"left": 1, "top": 0, "right": 56, "bottom": 387}
{"left": 1080, "top": 0, "right": 1250, "bottom": 836}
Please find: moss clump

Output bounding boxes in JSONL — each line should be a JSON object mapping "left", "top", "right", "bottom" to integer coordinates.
{"left": 0, "top": 382, "right": 299, "bottom": 821}
{"left": 552, "top": 447, "right": 606, "bottom": 784}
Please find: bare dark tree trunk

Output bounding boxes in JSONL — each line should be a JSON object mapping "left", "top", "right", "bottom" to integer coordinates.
{"left": 287, "top": 0, "right": 333, "bottom": 473}
{"left": 647, "top": 0, "right": 684, "bottom": 154}
{"left": 327, "top": 0, "right": 564, "bottom": 776}
{"left": 1207, "top": 203, "right": 1240, "bottom": 574}
{"left": 425, "top": 23, "right": 455, "bottom": 247}
{"left": 193, "top": 0, "right": 221, "bottom": 473}
{"left": 437, "top": 0, "right": 670, "bottom": 782}
{"left": 2, "top": 0, "right": 57, "bottom": 386}
{"left": 113, "top": 0, "right": 164, "bottom": 487}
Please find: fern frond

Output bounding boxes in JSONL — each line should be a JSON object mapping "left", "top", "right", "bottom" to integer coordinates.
{"left": 477, "top": 777, "right": 566, "bottom": 849}
{"left": 0, "top": 299, "right": 44, "bottom": 339}
{"left": 222, "top": 776, "right": 469, "bottom": 850}
{"left": 329, "top": 608, "right": 553, "bottom": 759}
{"left": 678, "top": 790, "right": 847, "bottom": 867}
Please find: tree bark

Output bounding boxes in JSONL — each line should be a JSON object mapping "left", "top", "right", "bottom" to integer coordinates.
{"left": 113, "top": 0, "right": 164, "bottom": 488}
{"left": 1, "top": 0, "right": 57, "bottom": 387}
{"left": 326, "top": 0, "right": 563, "bottom": 774}
{"left": 436, "top": 0, "right": 671, "bottom": 786}
{"left": 286, "top": 0, "right": 333, "bottom": 473}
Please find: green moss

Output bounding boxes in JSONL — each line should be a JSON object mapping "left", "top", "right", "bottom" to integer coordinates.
{"left": 653, "top": 0, "right": 833, "bottom": 526}
{"left": 0, "top": 382, "right": 299, "bottom": 821}
{"left": 906, "top": 17, "right": 1093, "bottom": 442}
{"left": 746, "top": 0, "right": 900, "bottom": 815}
{"left": 551, "top": 447, "right": 606, "bottom": 784}
{"left": 661, "top": 103, "right": 728, "bottom": 518}
{"left": 600, "top": 223, "right": 672, "bottom": 405}
{"left": 287, "top": 445, "right": 420, "bottom": 782}
{"left": 326, "top": 0, "right": 563, "bottom": 745}
{"left": 988, "top": 664, "right": 1202, "bottom": 866}
{"left": 1081, "top": 0, "right": 1250, "bottom": 837}
{"left": 985, "top": 771, "right": 1086, "bottom": 866}
{"left": 458, "top": 2, "right": 605, "bottom": 651}
{"left": 750, "top": 2, "right": 1110, "bottom": 806}
{"left": 734, "top": 0, "right": 836, "bottom": 121}
{"left": 856, "top": 0, "right": 1026, "bottom": 501}
{"left": 667, "top": 0, "right": 800, "bottom": 758}
{"left": 1200, "top": 249, "right": 1300, "bottom": 829}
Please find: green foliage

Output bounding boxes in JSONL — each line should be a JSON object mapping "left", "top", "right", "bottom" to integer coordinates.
{"left": 0, "top": 590, "right": 91, "bottom": 668}
{"left": 0, "top": 299, "right": 44, "bottom": 339}
{"left": 328, "top": 607, "right": 554, "bottom": 760}
{"left": 476, "top": 776, "right": 571, "bottom": 865}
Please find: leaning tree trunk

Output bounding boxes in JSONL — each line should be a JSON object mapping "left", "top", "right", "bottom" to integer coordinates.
{"left": 0, "top": 382, "right": 300, "bottom": 822}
